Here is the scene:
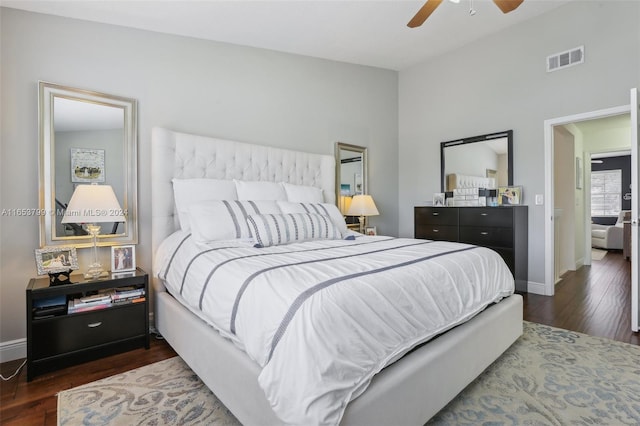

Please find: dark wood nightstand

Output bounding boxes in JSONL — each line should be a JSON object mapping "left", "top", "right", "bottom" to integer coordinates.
{"left": 26, "top": 268, "right": 149, "bottom": 381}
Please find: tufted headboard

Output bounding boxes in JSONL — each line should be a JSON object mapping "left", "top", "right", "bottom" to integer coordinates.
{"left": 151, "top": 127, "right": 335, "bottom": 263}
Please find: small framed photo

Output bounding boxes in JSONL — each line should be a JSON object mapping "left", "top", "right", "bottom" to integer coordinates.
{"left": 498, "top": 186, "right": 522, "bottom": 205}
{"left": 433, "top": 192, "right": 445, "bottom": 207}
{"left": 35, "top": 246, "right": 78, "bottom": 275}
{"left": 111, "top": 245, "right": 136, "bottom": 273}
{"left": 365, "top": 226, "right": 377, "bottom": 236}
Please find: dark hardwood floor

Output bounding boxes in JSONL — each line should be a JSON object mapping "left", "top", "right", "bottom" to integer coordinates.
{"left": 1, "top": 252, "right": 637, "bottom": 424}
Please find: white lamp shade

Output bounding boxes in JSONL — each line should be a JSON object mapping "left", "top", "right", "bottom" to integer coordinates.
{"left": 61, "top": 184, "right": 126, "bottom": 223}
{"left": 346, "top": 194, "right": 379, "bottom": 217}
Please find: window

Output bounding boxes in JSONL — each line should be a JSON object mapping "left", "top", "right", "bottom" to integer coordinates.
{"left": 591, "top": 170, "right": 621, "bottom": 216}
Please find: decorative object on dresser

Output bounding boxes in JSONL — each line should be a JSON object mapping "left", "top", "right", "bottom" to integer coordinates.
{"left": 111, "top": 245, "right": 136, "bottom": 273}
{"left": 415, "top": 206, "right": 529, "bottom": 292}
{"left": 26, "top": 268, "right": 149, "bottom": 381}
{"left": 498, "top": 186, "right": 522, "bottom": 205}
{"left": 346, "top": 194, "right": 379, "bottom": 233}
{"left": 61, "top": 184, "right": 126, "bottom": 279}
{"left": 34, "top": 246, "right": 79, "bottom": 285}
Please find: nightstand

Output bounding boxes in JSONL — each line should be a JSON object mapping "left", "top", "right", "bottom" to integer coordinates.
{"left": 26, "top": 268, "right": 149, "bottom": 381}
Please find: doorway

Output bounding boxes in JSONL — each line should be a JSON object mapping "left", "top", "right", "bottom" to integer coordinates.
{"left": 544, "top": 105, "right": 631, "bottom": 297}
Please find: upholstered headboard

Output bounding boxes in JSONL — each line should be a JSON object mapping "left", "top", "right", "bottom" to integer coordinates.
{"left": 446, "top": 173, "right": 496, "bottom": 192}
{"left": 151, "top": 127, "right": 335, "bottom": 262}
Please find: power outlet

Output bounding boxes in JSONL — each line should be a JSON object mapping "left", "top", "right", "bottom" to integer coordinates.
{"left": 535, "top": 194, "right": 544, "bottom": 205}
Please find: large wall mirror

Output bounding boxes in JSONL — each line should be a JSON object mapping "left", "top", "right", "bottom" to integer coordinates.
{"left": 335, "top": 142, "right": 368, "bottom": 229}
{"left": 38, "top": 81, "right": 138, "bottom": 248}
{"left": 440, "top": 130, "right": 513, "bottom": 192}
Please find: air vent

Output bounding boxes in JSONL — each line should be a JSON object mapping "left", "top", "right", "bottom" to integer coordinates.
{"left": 547, "top": 46, "right": 584, "bottom": 72}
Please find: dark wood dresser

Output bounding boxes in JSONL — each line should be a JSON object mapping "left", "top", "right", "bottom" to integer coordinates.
{"left": 415, "top": 206, "right": 528, "bottom": 293}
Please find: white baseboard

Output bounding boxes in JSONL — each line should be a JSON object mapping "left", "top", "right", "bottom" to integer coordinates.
{"left": 0, "top": 338, "right": 26, "bottom": 363}
{"left": 527, "top": 281, "right": 549, "bottom": 295}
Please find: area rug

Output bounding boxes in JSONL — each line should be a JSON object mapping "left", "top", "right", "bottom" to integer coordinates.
{"left": 58, "top": 322, "right": 640, "bottom": 425}
{"left": 592, "top": 248, "right": 608, "bottom": 261}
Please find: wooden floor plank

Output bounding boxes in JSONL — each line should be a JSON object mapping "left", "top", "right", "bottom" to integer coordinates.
{"left": 2, "top": 253, "right": 638, "bottom": 424}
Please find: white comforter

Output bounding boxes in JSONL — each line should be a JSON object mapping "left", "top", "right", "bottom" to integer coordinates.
{"left": 156, "top": 233, "right": 514, "bottom": 425}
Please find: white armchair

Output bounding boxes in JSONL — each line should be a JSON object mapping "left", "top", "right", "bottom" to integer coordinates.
{"left": 591, "top": 210, "right": 630, "bottom": 250}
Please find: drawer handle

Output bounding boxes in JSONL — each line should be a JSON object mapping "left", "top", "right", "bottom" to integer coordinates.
{"left": 433, "top": 229, "right": 439, "bottom": 232}
{"left": 480, "top": 213, "right": 488, "bottom": 216}
{"left": 432, "top": 212, "right": 439, "bottom": 216}
{"left": 480, "top": 232, "right": 489, "bottom": 235}
{"left": 87, "top": 322, "right": 103, "bottom": 328}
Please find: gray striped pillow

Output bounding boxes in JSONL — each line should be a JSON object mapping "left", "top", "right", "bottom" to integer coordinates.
{"left": 247, "top": 213, "right": 343, "bottom": 247}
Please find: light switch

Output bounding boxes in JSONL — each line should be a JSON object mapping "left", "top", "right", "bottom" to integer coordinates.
{"left": 535, "top": 194, "right": 544, "bottom": 205}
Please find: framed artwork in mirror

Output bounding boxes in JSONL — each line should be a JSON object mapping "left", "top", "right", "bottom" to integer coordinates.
{"left": 71, "top": 148, "right": 105, "bottom": 183}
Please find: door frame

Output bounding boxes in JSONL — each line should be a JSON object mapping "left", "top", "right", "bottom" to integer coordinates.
{"left": 544, "top": 105, "right": 631, "bottom": 296}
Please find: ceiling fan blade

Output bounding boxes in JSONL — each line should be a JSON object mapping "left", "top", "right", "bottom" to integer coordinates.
{"left": 407, "top": 0, "right": 444, "bottom": 28}
{"left": 493, "top": 0, "right": 524, "bottom": 14}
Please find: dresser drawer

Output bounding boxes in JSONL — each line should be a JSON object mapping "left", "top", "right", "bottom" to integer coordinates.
{"left": 459, "top": 226, "right": 513, "bottom": 248}
{"left": 31, "top": 304, "right": 146, "bottom": 359}
{"left": 415, "top": 207, "right": 458, "bottom": 226}
{"left": 459, "top": 208, "right": 513, "bottom": 228}
{"left": 415, "top": 225, "right": 458, "bottom": 241}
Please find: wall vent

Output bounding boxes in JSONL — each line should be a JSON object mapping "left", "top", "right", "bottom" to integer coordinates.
{"left": 547, "top": 46, "right": 584, "bottom": 72}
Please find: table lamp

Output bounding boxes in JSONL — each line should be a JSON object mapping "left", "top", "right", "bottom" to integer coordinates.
{"left": 61, "top": 184, "right": 125, "bottom": 279}
{"left": 346, "top": 194, "right": 379, "bottom": 233}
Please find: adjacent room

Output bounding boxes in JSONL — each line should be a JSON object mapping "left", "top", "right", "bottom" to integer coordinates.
{"left": 1, "top": 1, "right": 639, "bottom": 424}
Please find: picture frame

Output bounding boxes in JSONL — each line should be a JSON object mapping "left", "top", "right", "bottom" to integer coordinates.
{"left": 433, "top": 192, "right": 445, "bottom": 207}
{"left": 34, "top": 246, "right": 78, "bottom": 275}
{"left": 71, "top": 148, "right": 105, "bottom": 183}
{"left": 111, "top": 245, "right": 136, "bottom": 272}
{"left": 498, "top": 186, "right": 522, "bottom": 205}
{"left": 364, "top": 226, "right": 377, "bottom": 236}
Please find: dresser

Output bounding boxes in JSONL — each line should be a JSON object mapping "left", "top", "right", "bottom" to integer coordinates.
{"left": 415, "top": 206, "right": 528, "bottom": 293}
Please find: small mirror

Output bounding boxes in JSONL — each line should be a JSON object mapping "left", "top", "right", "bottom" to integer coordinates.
{"left": 38, "top": 82, "right": 138, "bottom": 248}
{"left": 335, "top": 142, "right": 368, "bottom": 229}
{"left": 440, "top": 130, "right": 513, "bottom": 192}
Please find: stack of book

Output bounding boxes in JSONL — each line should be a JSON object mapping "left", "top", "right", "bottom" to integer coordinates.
{"left": 108, "top": 286, "right": 146, "bottom": 306}
{"left": 68, "top": 293, "right": 112, "bottom": 314}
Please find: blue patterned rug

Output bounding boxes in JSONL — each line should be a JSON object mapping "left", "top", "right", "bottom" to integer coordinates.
{"left": 58, "top": 322, "right": 640, "bottom": 425}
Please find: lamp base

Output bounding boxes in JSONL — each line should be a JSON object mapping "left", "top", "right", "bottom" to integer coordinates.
{"left": 84, "top": 262, "right": 108, "bottom": 280}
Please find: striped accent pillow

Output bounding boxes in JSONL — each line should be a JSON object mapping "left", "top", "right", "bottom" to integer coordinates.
{"left": 188, "top": 200, "right": 281, "bottom": 243}
{"left": 246, "top": 213, "right": 343, "bottom": 247}
{"left": 277, "top": 201, "right": 348, "bottom": 235}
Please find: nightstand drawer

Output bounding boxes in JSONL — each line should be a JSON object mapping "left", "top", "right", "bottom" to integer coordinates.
{"left": 459, "top": 226, "right": 513, "bottom": 248}
{"left": 31, "top": 304, "right": 146, "bottom": 359}
{"left": 414, "top": 207, "right": 458, "bottom": 226}
{"left": 459, "top": 208, "right": 513, "bottom": 228}
{"left": 415, "top": 225, "right": 458, "bottom": 241}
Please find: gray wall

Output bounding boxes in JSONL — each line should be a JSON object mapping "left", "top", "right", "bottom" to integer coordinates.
{"left": 399, "top": 0, "right": 639, "bottom": 288}
{"left": 0, "top": 8, "right": 398, "bottom": 353}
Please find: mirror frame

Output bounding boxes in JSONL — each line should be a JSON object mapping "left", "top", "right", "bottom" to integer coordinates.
{"left": 334, "top": 142, "right": 368, "bottom": 227}
{"left": 440, "top": 130, "right": 513, "bottom": 192}
{"left": 38, "top": 81, "right": 138, "bottom": 248}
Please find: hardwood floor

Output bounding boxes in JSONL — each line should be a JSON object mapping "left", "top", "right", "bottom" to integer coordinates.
{"left": 0, "top": 334, "right": 176, "bottom": 425}
{"left": 523, "top": 249, "right": 639, "bottom": 345}
{"left": 1, "top": 253, "right": 638, "bottom": 425}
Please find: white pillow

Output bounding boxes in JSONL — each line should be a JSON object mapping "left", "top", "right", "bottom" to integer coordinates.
{"left": 188, "top": 200, "right": 281, "bottom": 243}
{"left": 172, "top": 178, "right": 238, "bottom": 231}
{"left": 282, "top": 182, "right": 324, "bottom": 203}
{"left": 277, "top": 201, "right": 348, "bottom": 236}
{"left": 234, "top": 180, "right": 287, "bottom": 201}
{"left": 247, "top": 213, "right": 342, "bottom": 247}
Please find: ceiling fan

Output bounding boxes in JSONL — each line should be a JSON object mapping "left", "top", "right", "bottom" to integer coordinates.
{"left": 407, "top": 0, "right": 524, "bottom": 28}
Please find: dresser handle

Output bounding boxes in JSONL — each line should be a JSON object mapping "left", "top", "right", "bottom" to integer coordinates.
{"left": 432, "top": 212, "right": 439, "bottom": 216}
{"left": 87, "top": 322, "right": 102, "bottom": 328}
{"left": 480, "top": 213, "right": 488, "bottom": 216}
{"left": 480, "top": 232, "right": 489, "bottom": 236}
{"left": 433, "top": 229, "right": 439, "bottom": 232}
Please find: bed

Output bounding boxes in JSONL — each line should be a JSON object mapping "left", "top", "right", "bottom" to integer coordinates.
{"left": 151, "top": 127, "right": 523, "bottom": 425}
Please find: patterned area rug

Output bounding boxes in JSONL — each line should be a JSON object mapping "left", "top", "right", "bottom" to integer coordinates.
{"left": 592, "top": 248, "right": 608, "bottom": 261}
{"left": 58, "top": 322, "right": 640, "bottom": 425}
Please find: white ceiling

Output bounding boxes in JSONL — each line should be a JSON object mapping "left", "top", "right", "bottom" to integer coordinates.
{"left": 3, "top": 0, "right": 572, "bottom": 70}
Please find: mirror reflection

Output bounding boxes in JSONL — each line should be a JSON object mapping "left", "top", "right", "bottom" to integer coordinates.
{"left": 39, "top": 82, "right": 138, "bottom": 248}
{"left": 440, "top": 130, "right": 513, "bottom": 192}
{"left": 335, "top": 142, "right": 368, "bottom": 229}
